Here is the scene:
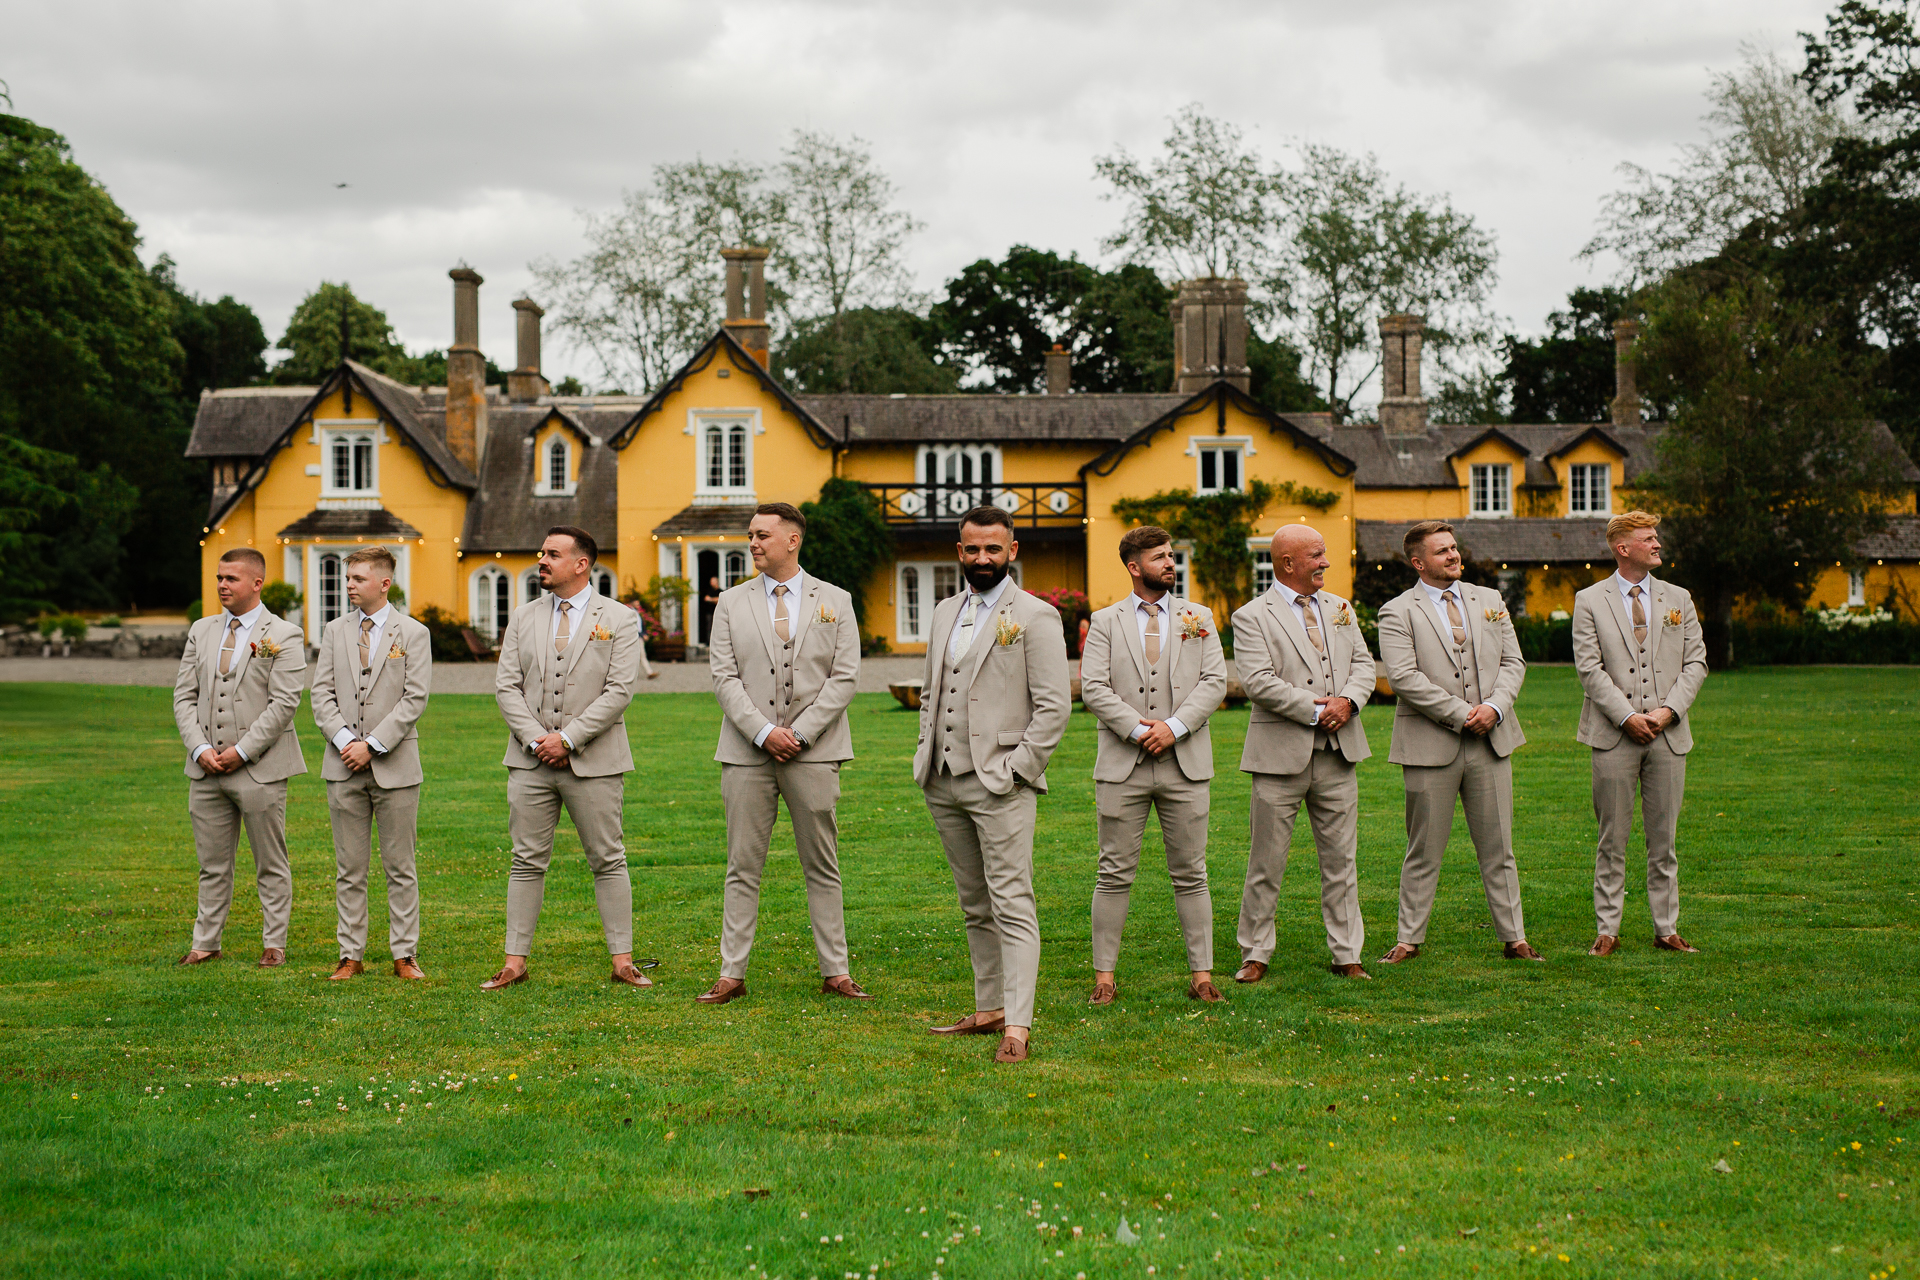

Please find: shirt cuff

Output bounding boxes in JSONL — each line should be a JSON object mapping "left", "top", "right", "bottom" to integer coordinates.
{"left": 753, "top": 723, "right": 774, "bottom": 748}
{"left": 235, "top": 745, "right": 251, "bottom": 763}
{"left": 1129, "top": 723, "right": 1149, "bottom": 741}
{"left": 1165, "top": 716, "right": 1188, "bottom": 740}
{"left": 331, "top": 728, "right": 357, "bottom": 753}
{"left": 1490, "top": 705, "right": 1503, "bottom": 724}
{"left": 366, "top": 736, "right": 388, "bottom": 755}
{"left": 192, "top": 743, "right": 213, "bottom": 764}
{"left": 560, "top": 731, "right": 576, "bottom": 751}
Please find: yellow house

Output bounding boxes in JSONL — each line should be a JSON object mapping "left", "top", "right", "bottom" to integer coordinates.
{"left": 189, "top": 256, "right": 1920, "bottom": 650}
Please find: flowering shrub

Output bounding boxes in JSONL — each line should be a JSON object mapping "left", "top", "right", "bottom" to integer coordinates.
{"left": 1031, "top": 588, "right": 1090, "bottom": 617}
{"left": 1810, "top": 606, "right": 1896, "bottom": 631}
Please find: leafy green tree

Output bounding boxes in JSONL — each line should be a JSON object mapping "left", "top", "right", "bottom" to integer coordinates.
{"left": 774, "top": 308, "right": 957, "bottom": 394}
{"left": 150, "top": 255, "right": 268, "bottom": 391}
{"left": 0, "top": 434, "right": 136, "bottom": 617}
{"left": 1110, "top": 481, "right": 1277, "bottom": 622}
{"left": 797, "top": 477, "right": 894, "bottom": 627}
{"left": 271, "top": 282, "right": 414, "bottom": 384}
{"left": 1638, "top": 273, "right": 1905, "bottom": 667}
{"left": 0, "top": 110, "right": 191, "bottom": 607}
{"left": 1498, "top": 287, "right": 1633, "bottom": 423}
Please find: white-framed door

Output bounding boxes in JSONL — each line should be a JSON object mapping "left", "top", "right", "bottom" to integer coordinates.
{"left": 299, "top": 542, "right": 412, "bottom": 645}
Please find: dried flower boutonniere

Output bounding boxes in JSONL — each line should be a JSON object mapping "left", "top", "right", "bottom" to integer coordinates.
{"left": 587, "top": 623, "right": 615, "bottom": 642}
{"left": 994, "top": 616, "right": 1025, "bottom": 647}
{"left": 1664, "top": 608, "right": 1683, "bottom": 628}
{"left": 1329, "top": 602, "right": 1355, "bottom": 628}
{"left": 387, "top": 641, "right": 406, "bottom": 660}
{"left": 817, "top": 603, "right": 837, "bottom": 624}
{"left": 1483, "top": 607, "right": 1509, "bottom": 624}
{"left": 1177, "top": 610, "right": 1210, "bottom": 640}
{"left": 251, "top": 636, "right": 281, "bottom": 661}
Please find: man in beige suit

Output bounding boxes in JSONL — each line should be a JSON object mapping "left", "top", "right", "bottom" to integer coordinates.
{"left": 1376, "top": 521, "right": 1542, "bottom": 964}
{"left": 914, "top": 505, "right": 1071, "bottom": 1064}
{"left": 1230, "top": 524, "right": 1378, "bottom": 982}
{"left": 172, "top": 547, "right": 308, "bottom": 967}
{"left": 699, "top": 502, "right": 867, "bottom": 1005}
{"left": 1080, "top": 526, "right": 1228, "bottom": 1004}
{"left": 1572, "top": 511, "right": 1709, "bottom": 957}
{"left": 311, "top": 546, "right": 433, "bottom": 981}
{"left": 482, "top": 525, "right": 651, "bottom": 991}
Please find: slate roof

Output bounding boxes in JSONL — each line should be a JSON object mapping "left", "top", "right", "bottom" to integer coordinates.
{"left": 1855, "top": 514, "right": 1920, "bottom": 560}
{"left": 651, "top": 505, "right": 757, "bottom": 538}
{"left": 460, "top": 406, "right": 626, "bottom": 554}
{"left": 185, "top": 386, "right": 315, "bottom": 457}
{"left": 1308, "top": 422, "right": 1660, "bottom": 489}
{"left": 276, "top": 509, "right": 425, "bottom": 540}
{"left": 803, "top": 392, "right": 1190, "bottom": 444}
{"left": 1360, "top": 512, "right": 1920, "bottom": 566}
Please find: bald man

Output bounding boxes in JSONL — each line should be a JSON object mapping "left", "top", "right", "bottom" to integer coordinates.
{"left": 1228, "top": 525, "right": 1377, "bottom": 981}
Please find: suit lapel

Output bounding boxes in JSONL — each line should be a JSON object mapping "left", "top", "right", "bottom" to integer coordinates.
{"left": 364, "top": 612, "right": 392, "bottom": 687}
{"left": 1116, "top": 598, "right": 1149, "bottom": 682}
{"left": 746, "top": 579, "right": 781, "bottom": 669}
{"left": 928, "top": 593, "right": 964, "bottom": 671}
{"left": 1409, "top": 587, "right": 1452, "bottom": 658}
{"left": 562, "top": 596, "right": 604, "bottom": 678}
{"left": 1602, "top": 578, "right": 1638, "bottom": 653}
{"left": 1316, "top": 591, "right": 1348, "bottom": 684}
{"left": 531, "top": 595, "right": 554, "bottom": 689}
{"left": 787, "top": 577, "right": 819, "bottom": 654}
{"left": 229, "top": 612, "right": 263, "bottom": 683}
{"left": 1271, "top": 590, "right": 1320, "bottom": 670}
{"left": 962, "top": 592, "right": 1007, "bottom": 689}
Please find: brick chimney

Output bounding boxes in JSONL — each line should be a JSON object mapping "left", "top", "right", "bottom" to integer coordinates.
{"left": 1610, "top": 319, "right": 1642, "bottom": 426}
{"left": 1045, "top": 343, "right": 1070, "bottom": 396}
{"left": 445, "top": 266, "right": 489, "bottom": 470}
{"left": 720, "top": 246, "right": 771, "bottom": 367}
{"left": 508, "top": 297, "right": 549, "bottom": 404}
{"left": 1170, "top": 277, "right": 1252, "bottom": 394}
{"left": 1377, "top": 313, "right": 1429, "bottom": 437}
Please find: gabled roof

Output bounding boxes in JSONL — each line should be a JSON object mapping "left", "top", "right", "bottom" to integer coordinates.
{"left": 1541, "top": 424, "right": 1632, "bottom": 462}
{"left": 276, "top": 508, "right": 424, "bottom": 541}
{"left": 460, "top": 404, "right": 626, "bottom": 554}
{"left": 608, "top": 329, "right": 837, "bottom": 451}
{"left": 1316, "top": 422, "right": 1662, "bottom": 489}
{"left": 1079, "top": 382, "right": 1357, "bottom": 480}
{"left": 1443, "top": 427, "right": 1535, "bottom": 465}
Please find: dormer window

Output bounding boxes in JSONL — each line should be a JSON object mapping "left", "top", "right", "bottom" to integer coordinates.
{"left": 1470, "top": 462, "right": 1511, "bottom": 517}
{"left": 535, "top": 431, "right": 577, "bottom": 496}
{"left": 1568, "top": 463, "right": 1610, "bottom": 515}
{"left": 694, "top": 413, "right": 755, "bottom": 503}
{"left": 323, "top": 430, "right": 377, "bottom": 496}
{"left": 547, "top": 439, "right": 567, "bottom": 490}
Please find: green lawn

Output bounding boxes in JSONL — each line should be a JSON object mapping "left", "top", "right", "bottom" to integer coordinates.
{"left": 0, "top": 667, "right": 1913, "bottom": 1279}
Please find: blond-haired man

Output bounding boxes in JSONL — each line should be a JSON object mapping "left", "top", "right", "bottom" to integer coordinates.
{"left": 172, "top": 547, "right": 308, "bottom": 967}
{"left": 1079, "top": 525, "right": 1228, "bottom": 1004}
{"left": 1571, "top": 511, "right": 1709, "bottom": 956}
{"left": 1375, "top": 521, "right": 1540, "bottom": 964}
{"left": 311, "top": 546, "right": 433, "bottom": 980}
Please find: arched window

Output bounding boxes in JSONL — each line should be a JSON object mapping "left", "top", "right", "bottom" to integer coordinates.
{"left": 595, "top": 568, "right": 614, "bottom": 597}
{"left": 547, "top": 439, "right": 568, "bottom": 492}
{"left": 917, "top": 444, "right": 1001, "bottom": 516}
{"left": 472, "top": 567, "right": 512, "bottom": 641}
{"left": 522, "top": 568, "right": 543, "bottom": 608}
{"left": 318, "top": 553, "right": 345, "bottom": 625}
{"left": 724, "top": 549, "right": 750, "bottom": 589}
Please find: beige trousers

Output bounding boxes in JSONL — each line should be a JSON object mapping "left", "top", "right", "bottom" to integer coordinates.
{"left": 924, "top": 769, "right": 1041, "bottom": 1028}
{"left": 504, "top": 768, "right": 631, "bottom": 956}
{"left": 1091, "top": 754, "right": 1213, "bottom": 972}
{"left": 718, "top": 761, "right": 848, "bottom": 980}
{"left": 1591, "top": 739, "right": 1687, "bottom": 937}
{"left": 326, "top": 772, "right": 421, "bottom": 961}
{"left": 1240, "top": 750, "right": 1365, "bottom": 966}
{"left": 187, "top": 773, "right": 291, "bottom": 953}
{"left": 1396, "top": 733, "right": 1526, "bottom": 946}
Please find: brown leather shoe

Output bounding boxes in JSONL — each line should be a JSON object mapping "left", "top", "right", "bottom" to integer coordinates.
{"left": 994, "top": 1035, "right": 1030, "bottom": 1064}
{"left": 696, "top": 978, "right": 746, "bottom": 1004}
{"left": 1588, "top": 935, "right": 1621, "bottom": 957}
{"left": 1088, "top": 981, "right": 1117, "bottom": 1006}
{"left": 1378, "top": 942, "right": 1421, "bottom": 965}
{"left": 258, "top": 947, "right": 286, "bottom": 969}
{"left": 1188, "top": 979, "right": 1225, "bottom": 1003}
{"left": 177, "top": 949, "right": 220, "bottom": 966}
{"left": 479, "top": 965, "right": 528, "bottom": 991}
{"left": 928, "top": 1012, "right": 1006, "bottom": 1036}
{"left": 392, "top": 957, "right": 426, "bottom": 980}
{"left": 1655, "top": 933, "right": 1700, "bottom": 953}
{"left": 1504, "top": 940, "right": 1546, "bottom": 962}
{"left": 1233, "top": 961, "right": 1267, "bottom": 984}
{"left": 329, "top": 958, "right": 364, "bottom": 981}
{"left": 611, "top": 961, "right": 654, "bottom": 988}
{"left": 1329, "top": 962, "right": 1372, "bottom": 979}
{"left": 822, "top": 975, "right": 873, "bottom": 1000}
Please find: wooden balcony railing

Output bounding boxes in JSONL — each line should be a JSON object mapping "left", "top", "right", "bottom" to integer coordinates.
{"left": 858, "top": 482, "right": 1088, "bottom": 528}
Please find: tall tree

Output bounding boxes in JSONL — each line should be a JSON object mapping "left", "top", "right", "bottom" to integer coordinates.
{"left": 1499, "top": 286, "right": 1633, "bottom": 423}
{"left": 773, "top": 307, "right": 957, "bottom": 394}
{"left": 272, "top": 282, "right": 418, "bottom": 384}
{"left": 797, "top": 477, "right": 894, "bottom": 628}
{"left": 1637, "top": 273, "right": 1905, "bottom": 667}
{"left": 0, "top": 110, "right": 191, "bottom": 608}
{"left": 930, "top": 247, "right": 1100, "bottom": 391}
{"left": 0, "top": 434, "right": 136, "bottom": 617}
{"left": 149, "top": 255, "right": 269, "bottom": 392}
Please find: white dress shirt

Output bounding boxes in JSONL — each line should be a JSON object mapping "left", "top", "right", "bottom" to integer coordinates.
{"left": 331, "top": 602, "right": 393, "bottom": 756}
{"left": 753, "top": 568, "right": 807, "bottom": 749}
{"left": 1418, "top": 578, "right": 1500, "bottom": 721}
{"left": 1612, "top": 570, "right": 1663, "bottom": 725}
{"left": 947, "top": 572, "right": 1014, "bottom": 660}
{"left": 543, "top": 582, "right": 594, "bottom": 750}
{"left": 192, "top": 602, "right": 266, "bottom": 765}
{"left": 1126, "top": 591, "right": 1188, "bottom": 741}
{"left": 1271, "top": 581, "right": 1345, "bottom": 728}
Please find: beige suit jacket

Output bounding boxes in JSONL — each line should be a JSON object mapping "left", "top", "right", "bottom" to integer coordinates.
{"left": 1571, "top": 575, "right": 1708, "bottom": 754}
{"left": 1232, "top": 587, "right": 1375, "bottom": 774}
{"left": 1377, "top": 580, "right": 1527, "bottom": 766}
{"left": 312, "top": 610, "right": 433, "bottom": 786}
{"left": 495, "top": 590, "right": 641, "bottom": 777}
{"left": 911, "top": 584, "right": 1072, "bottom": 795}
{"left": 173, "top": 610, "right": 309, "bottom": 783}
{"left": 709, "top": 574, "right": 861, "bottom": 764}
{"left": 1080, "top": 595, "right": 1227, "bottom": 783}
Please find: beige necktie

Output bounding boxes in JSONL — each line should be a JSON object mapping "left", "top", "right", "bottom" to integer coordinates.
{"left": 1442, "top": 590, "right": 1466, "bottom": 647}
{"left": 1142, "top": 601, "right": 1161, "bottom": 666}
{"left": 219, "top": 616, "right": 242, "bottom": 674}
{"left": 1296, "top": 595, "right": 1325, "bottom": 654}
{"left": 953, "top": 596, "right": 978, "bottom": 660}
{"left": 358, "top": 616, "right": 374, "bottom": 672}
{"left": 1629, "top": 584, "right": 1647, "bottom": 647}
{"left": 773, "top": 583, "right": 791, "bottom": 642}
{"left": 554, "top": 599, "right": 572, "bottom": 654}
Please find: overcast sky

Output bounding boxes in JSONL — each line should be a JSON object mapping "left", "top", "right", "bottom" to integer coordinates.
{"left": 8, "top": 0, "right": 1836, "bottom": 403}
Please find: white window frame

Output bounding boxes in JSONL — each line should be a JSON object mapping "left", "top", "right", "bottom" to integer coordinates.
{"left": 471, "top": 566, "right": 512, "bottom": 641}
{"left": 594, "top": 567, "right": 616, "bottom": 598}
{"left": 521, "top": 567, "right": 544, "bottom": 608}
{"left": 1470, "top": 462, "right": 1512, "bottom": 518}
{"left": 915, "top": 444, "right": 1003, "bottom": 519}
{"left": 320, "top": 428, "right": 379, "bottom": 498}
{"left": 894, "top": 560, "right": 1021, "bottom": 644}
{"left": 1171, "top": 547, "right": 1191, "bottom": 600}
{"left": 692, "top": 411, "right": 757, "bottom": 505}
{"left": 658, "top": 544, "right": 684, "bottom": 634}
{"left": 1567, "top": 462, "right": 1610, "bottom": 516}
{"left": 1848, "top": 569, "right": 1867, "bottom": 606}
{"left": 1250, "top": 543, "right": 1274, "bottom": 596}
{"left": 1188, "top": 436, "right": 1253, "bottom": 495}
{"left": 536, "top": 434, "right": 578, "bottom": 497}
{"left": 301, "top": 541, "right": 411, "bottom": 645}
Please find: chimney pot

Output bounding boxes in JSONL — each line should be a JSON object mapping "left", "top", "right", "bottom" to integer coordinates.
{"left": 445, "top": 267, "right": 489, "bottom": 469}
{"left": 1377, "top": 313, "right": 1428, "bottom": 437}
{"left": 508, "top": 297, "right": 549, "bottom": 404}
{"left": 1610, "top": 318, "right": 1643, "bottom": 426}
{"left": 719, "top": 246, "right": 772, "bottom": 367}
{"left": 1045, "top": 344, "right": 1070, "bottom": 396}
{"left": 1170, "top": 278, "right": 1251, "bottom": 394}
